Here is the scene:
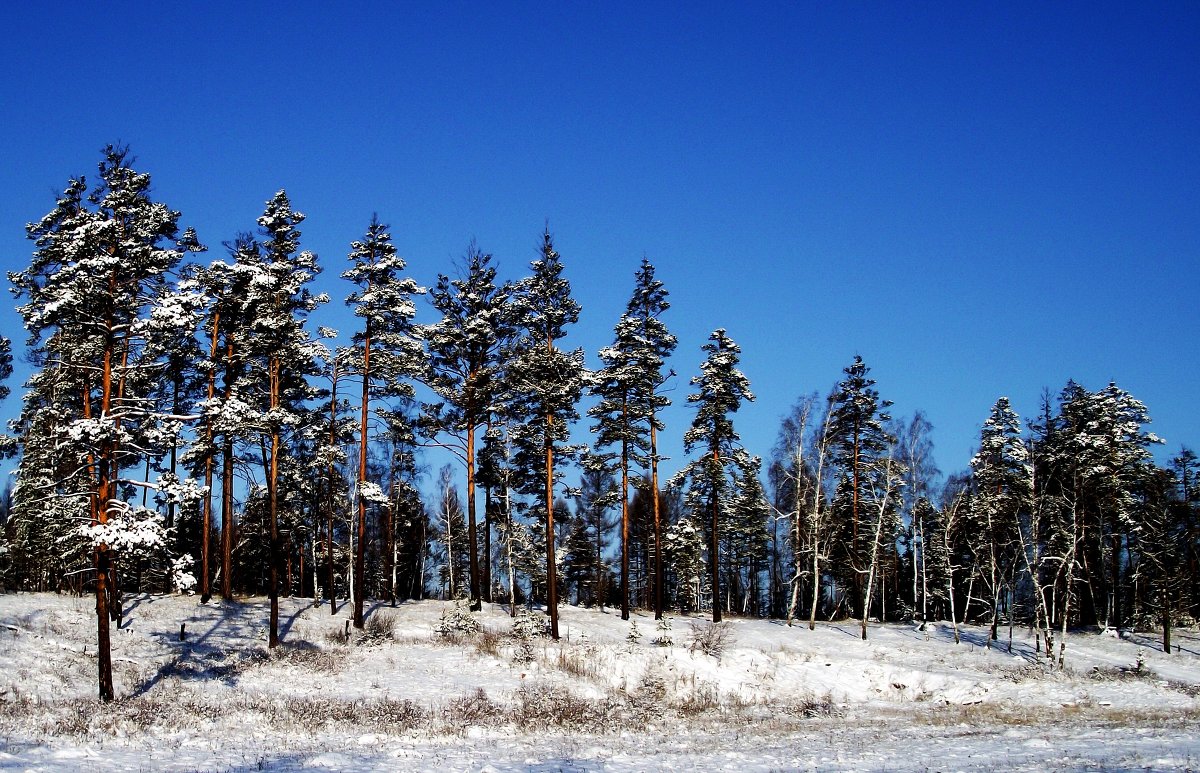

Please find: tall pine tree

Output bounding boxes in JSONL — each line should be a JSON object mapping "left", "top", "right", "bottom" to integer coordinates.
{"left": 672, "top": 329, "right": 754, "bottom": 622}
{"left": 418, "top": 243, "right": 513, "bottom": 609}
{"left": 504, "top": 228, "right": 586, "bottom": 639}
{"left": 343, "top": 215, "right": 423, "bottom": 627}
{"left": 11, "top": 146, "right": 202, "bottom": 699}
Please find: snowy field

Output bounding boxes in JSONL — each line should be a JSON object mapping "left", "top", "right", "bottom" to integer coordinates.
{"left": 1, "top": 593, "right": 1198, "bottom": 771}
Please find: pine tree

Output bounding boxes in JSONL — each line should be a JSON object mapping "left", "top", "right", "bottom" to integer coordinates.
{"left": 590, "top": 258, "right": 676, "bottom": 619}
{"left": 969, "top": 397, "right": 1031, "bottom": 643}
{"left": 827, "top": 355, "right": 893, "bottom": 620}
{"left": 504, "top": 228, "right": 586, "bottom": 639}
{"left": 244, "top": 191, "right": 325, "bottom": 647}
{"left": 418, "top": 243, "right": 513, "bottom": 609}
{"left": 727, "top": 452, "right": 771, "bottom": 615}
{"left": 1033, "top": 381, "right": 1161, "bottom": 638}
{"left": 672, "top": 329, "right": 754, "bottom": 622}
{"left": 10, "top": 145, "right": 202, "bottom": 699}
{"left": 343, "top": 215, "right": 423, "bottom": 628}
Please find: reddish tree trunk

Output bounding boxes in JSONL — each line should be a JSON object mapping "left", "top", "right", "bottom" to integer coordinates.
{"left": 355, "top": 327, "right": 371, "bottom": 629}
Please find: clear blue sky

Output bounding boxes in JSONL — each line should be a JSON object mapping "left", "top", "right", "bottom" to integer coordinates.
{"left": 0, "top": 2, "right": 1197, "bottom": 489}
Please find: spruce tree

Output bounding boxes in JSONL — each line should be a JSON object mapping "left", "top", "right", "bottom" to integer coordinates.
{"left": 672, "top": 329, "right": 754, "bottom": 622}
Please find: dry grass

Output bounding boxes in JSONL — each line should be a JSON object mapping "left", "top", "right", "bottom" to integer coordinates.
{"left": 916, "top": 701, "right": 1200, "bottom": 728}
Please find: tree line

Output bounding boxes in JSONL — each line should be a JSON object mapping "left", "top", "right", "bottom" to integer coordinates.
{"left": 0, "top": 147, "right": 1196, "bottom": 701}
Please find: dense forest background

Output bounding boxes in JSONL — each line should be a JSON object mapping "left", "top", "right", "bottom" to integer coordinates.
{"left": 0, "top": 148, "right": 1196, "bottom": 701}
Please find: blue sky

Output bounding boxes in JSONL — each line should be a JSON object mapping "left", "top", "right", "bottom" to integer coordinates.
{"left": 0, "top": 2, "right": 1197, "bottom": 490}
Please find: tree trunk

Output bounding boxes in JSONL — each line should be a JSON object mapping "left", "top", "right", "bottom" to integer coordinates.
{"left": 651, "top": 421, "right": 664, "bottom": 620}
{"left": 482, "top": 486, "right": 493, "bottom": 603}
{"left": 1162, "top": 586, "right": 1172, "bottom": 654}
{"left": 354, "top": 327, "right": 371, "bottom": 629}
{"left": 327, "top": 369, "right": 339, "bottom": 615}
{"left": 466, "top": 421, "right": 481, "bottom": 610}
{"left": 268, "top": 358, "right": 281, "bottom": 649}
{"left": 545, "top": 421, "right": 560, "bottom": 639}
{"left": 710, "top": 448, "right": 722, "bottom": 624}
{"left": 220, "top": 336, "right": 236, "bottom": 602}
{"left": 620, "top": 398, "right": 630, "bottom": 620}
{"left": 200, "top": 314, "right": 217, "bottom": 603}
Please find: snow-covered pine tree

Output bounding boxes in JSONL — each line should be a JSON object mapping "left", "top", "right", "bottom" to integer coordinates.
{"left": 418, "top": 243, "right": 514, "bottom": 609}
{"left": 10, "top": 145, "right": 202, "bottom": 699}
{"left": 343, "top": 215, "right": 423, "bottom": 628}
{"left": 242, "top": 191, "right": 325, "bottom": 647}
{"left": 727, "top": 452, "right": 771, "bottom": 615}
{"left": 589, "top": 258, "right": 677, "bottom": 619}
{"left": 672, "top": 329, "right": 754, "bottom": 623}
{"left": 969, "top": 397, "right": 1032, "bottom": 644}
{"left": 827, "top": 355, "right": 893, "bottom": 620}
{"left": 504, "top": 228, "right": 586, "bottom": 639}
{"left": 197, "top": 234, "right": 266, "bottom": 602}
{"left": 312, "top": 346, "right": 354, "bottom": 611}
{"left": 1033, "top": 380, "right": 1161, "bottom": 643}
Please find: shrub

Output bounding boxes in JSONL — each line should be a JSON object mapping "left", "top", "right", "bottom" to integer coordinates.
{"left": 358, "top": 613, "right": 396, "bottom": 646}
{"left": 688, "top": 620, "right": 734, "bottom": 658}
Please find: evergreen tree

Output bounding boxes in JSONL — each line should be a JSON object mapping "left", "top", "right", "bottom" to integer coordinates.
{"left": 1033, "top": 381, "right": 1161, "bottom": 635}
{"left": 10, "top": 145, "right": 202, "bottom": 699}
{"left": 727, "top": 453, "right": 771, "bottom": 615}
{"left": 418, "top": 243, "right": 513, "bottom": 609}
{"left": 969, "top": 397, "right": 1031, "bottom": 643}
{"left": 243, "top": 191, "right": 325, "bottom": 647}
{"left": 590, "top": 258, "right": 676, "bottom": 619}
{"left": 343, "top": 215, "right": 423, "bottom": 627}
{"left": 504, "top": 227, "right": 586, "bottom": 639}
{"left": 827, "top": 355, "right": 893, "bottom": 619}
{"left": 672, "top": 329, "right": 754, "bottom": 622}
{"left": 568, "top": 459, "right": 619, "bottom": 608}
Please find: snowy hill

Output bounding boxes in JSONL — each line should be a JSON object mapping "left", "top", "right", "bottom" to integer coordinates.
{"left": 1, "top": 593, "right": 1198, "bottom": 771}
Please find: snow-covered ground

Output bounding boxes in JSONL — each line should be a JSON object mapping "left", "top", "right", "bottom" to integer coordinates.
{"left": 1, "top": 592, "right": 1198, "bottom": 771}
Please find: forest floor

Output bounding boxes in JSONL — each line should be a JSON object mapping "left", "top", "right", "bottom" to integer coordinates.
{"left": 1, "top": 592, "right": 1198, "bottom": 771}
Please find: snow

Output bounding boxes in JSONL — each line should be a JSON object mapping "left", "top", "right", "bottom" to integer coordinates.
{"left": 1, "top": 593, "right": 1198, "bottom": 771}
